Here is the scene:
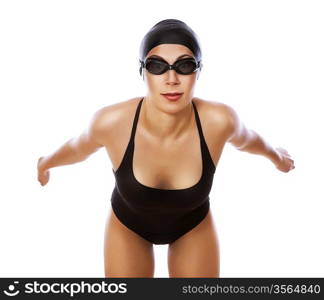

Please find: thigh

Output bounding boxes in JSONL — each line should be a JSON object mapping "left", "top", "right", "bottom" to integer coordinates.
{"left": 167, "top": 210, "right": 220, "bottom": 277}
{"left": 104, "top": 207, "right": 155, "bottom": 277}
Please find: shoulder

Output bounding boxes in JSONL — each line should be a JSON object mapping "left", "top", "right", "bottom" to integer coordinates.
{"left": 193, "top": 97, "right": 237, "bottom": 140}
{"left": 87, "top": 97, "right": 141, "bottom": 145}
{"left": 92, "top": 97, "right": 140, "bottom": 125}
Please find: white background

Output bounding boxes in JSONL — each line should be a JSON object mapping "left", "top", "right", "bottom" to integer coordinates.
{"left": 0, "top": 0, "right": 323, "bottom": 277}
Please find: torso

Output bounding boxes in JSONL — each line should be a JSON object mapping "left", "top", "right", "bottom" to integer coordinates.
{"left": 101, "top": 96, "right": 229, "bottom": 190}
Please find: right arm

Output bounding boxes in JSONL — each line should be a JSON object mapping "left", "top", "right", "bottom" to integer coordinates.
{"left": 37, "top": 107, "right": 108, "bottom": 184}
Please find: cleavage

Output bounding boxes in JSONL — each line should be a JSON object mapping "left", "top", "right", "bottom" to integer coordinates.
{"left": 132, "top": 128, "right": 203, "bottom": 190}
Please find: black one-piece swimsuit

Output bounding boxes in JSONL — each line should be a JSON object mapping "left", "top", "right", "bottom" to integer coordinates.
{"left": 110, "top": 97, "right": 216, "bottom": 244}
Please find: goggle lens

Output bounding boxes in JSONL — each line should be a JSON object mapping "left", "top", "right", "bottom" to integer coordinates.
{"left": 145, "top": 59, "right": 166, "bottom": 75}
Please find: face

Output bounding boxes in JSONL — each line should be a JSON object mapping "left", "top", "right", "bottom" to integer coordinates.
{"left": 143, "top": 44, "right": 200, "bottom": 109}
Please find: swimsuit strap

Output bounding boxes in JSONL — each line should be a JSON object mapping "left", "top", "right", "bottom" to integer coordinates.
{"left": 192, "top": 100, "right": 216, "bottom": 173}
{"left": 129, "top": 97, "right": 144, "bottom": 145}
{"left": 192, "top": 101, "right": 205, "bottom": 144}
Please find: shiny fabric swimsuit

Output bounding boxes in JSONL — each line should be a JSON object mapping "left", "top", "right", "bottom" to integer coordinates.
{"left": 110, "top": 97, "right": 216, "bottom": 244}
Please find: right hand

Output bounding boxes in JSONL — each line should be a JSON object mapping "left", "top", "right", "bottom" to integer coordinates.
{"left": 37, "top": 156, "right": 50, "bottom": 186}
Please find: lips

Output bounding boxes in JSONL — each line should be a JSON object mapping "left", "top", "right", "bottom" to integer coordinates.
{"left": 161, "top": 92, "right": 183, "bottom": 101}
{"left": 162, "top": 92, "right": 183, "bottom": 96}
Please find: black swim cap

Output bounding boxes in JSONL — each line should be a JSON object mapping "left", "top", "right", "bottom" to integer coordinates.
{"left": 139, "top": 19, "right": 202, "bottom": 76}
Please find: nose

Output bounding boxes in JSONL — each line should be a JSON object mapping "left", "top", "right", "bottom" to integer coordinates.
{"left": 165, "top": 69, "right": 180, "bottom": 85}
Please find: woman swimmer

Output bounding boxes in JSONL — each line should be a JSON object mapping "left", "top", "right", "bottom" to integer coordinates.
{"left": 37, "top": 19, "right": 295, "bottom": 277}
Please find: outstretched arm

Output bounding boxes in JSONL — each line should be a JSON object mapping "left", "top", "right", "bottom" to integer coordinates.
{"left": 225, "top": 105, "right": 295, "bottom": 172}
{"left": 37, "top": 107, "right": 107, "bottom": 185}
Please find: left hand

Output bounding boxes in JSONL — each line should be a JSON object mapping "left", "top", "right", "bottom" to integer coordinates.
{"left": 273, "top": 147, "right": 295, "bottom": 173}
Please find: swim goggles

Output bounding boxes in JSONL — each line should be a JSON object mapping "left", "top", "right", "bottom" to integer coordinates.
{"left": 139, "top": 57, "right": 202, "bottom": 75}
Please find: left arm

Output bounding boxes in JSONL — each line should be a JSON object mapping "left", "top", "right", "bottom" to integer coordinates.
{"left": 232, "top": 128, "right": 280, "bottom": 164}
{"left": 223, "top": 104, "right": 295, "bottom": 172}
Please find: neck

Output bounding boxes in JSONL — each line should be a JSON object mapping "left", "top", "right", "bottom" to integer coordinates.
{"left": 141, "top": 96, "right": 194, "bottom": 142}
